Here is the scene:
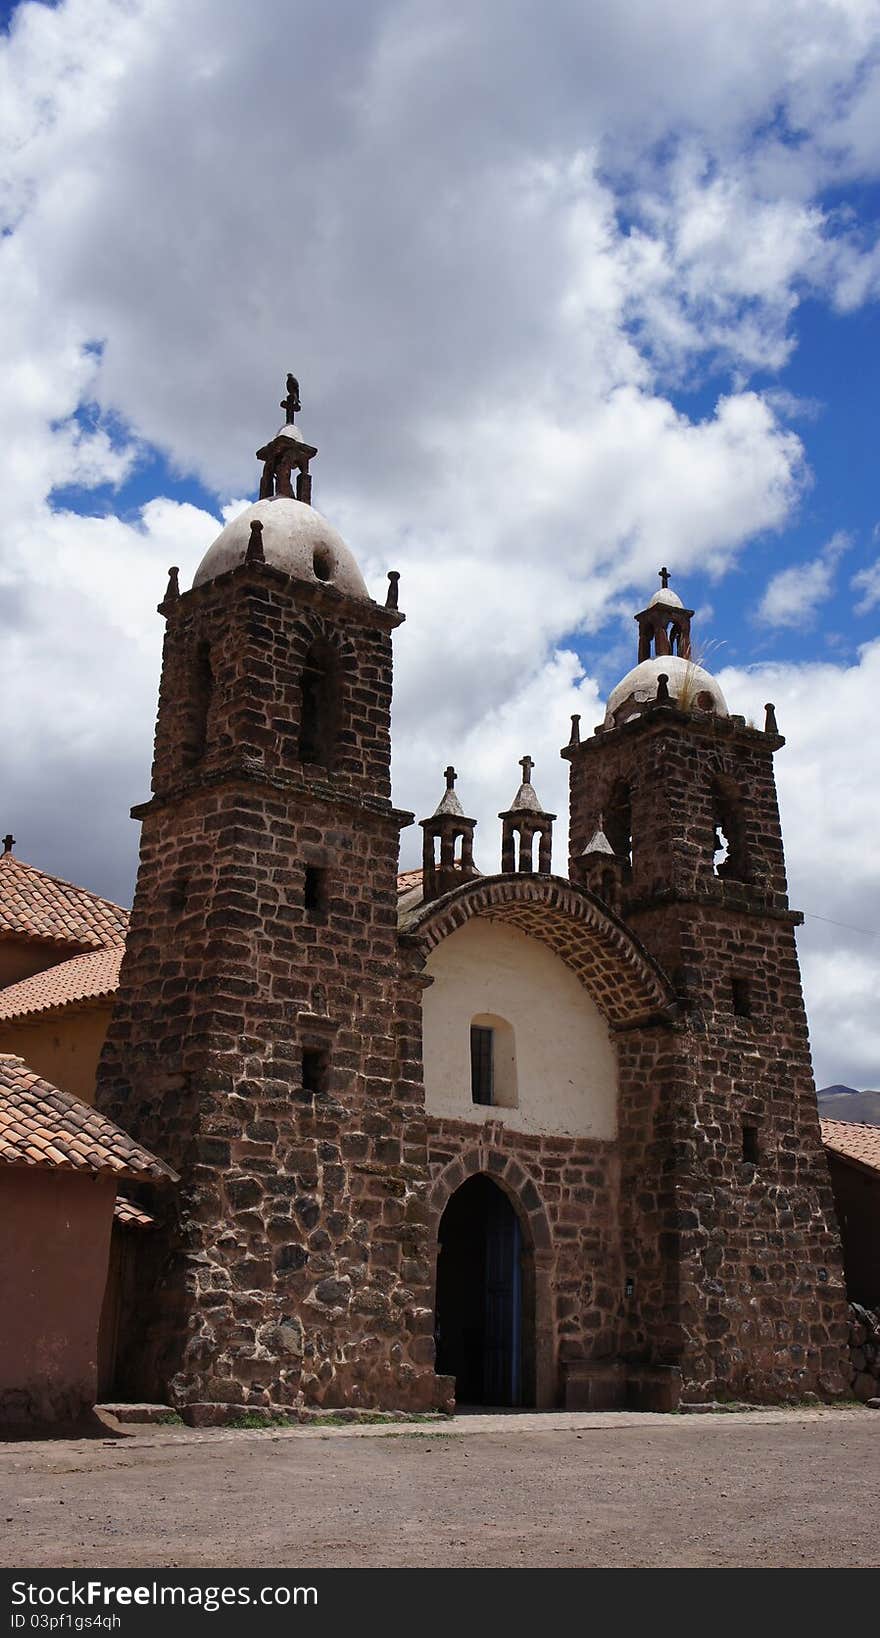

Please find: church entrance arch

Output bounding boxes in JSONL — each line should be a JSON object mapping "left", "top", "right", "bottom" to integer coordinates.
{"left": 435, "top": 1173, "right": 530, "bottom": 1407}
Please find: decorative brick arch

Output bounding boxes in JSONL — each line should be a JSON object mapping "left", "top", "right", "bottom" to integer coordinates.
{"left": 428, "top": 1145, "right": 551, "bottom": 1250}
{"left": 428, "top": 1146, "right": 556, "bottom": 1408}
{"left": 401, "top": 873, "right": 673, "bottom": 1029}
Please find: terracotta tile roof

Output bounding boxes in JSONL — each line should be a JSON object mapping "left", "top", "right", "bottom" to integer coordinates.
{"left": 396, "top": 868, "right": 423, "bottom": 895}
{"left": 0, "top": 1056, "right": 176, "bottom": 1182}
{"left": 0, "top": 946, "right": 123, "bottom": 1022}
{"left": 114, "top": 1196, "right": 156, "bottom": 1228}
{"left": 0, "top": 852, "right": 128, "bottom": 951}
{"left": 821, "top": 1119, "right": 880, "bottom": 1177}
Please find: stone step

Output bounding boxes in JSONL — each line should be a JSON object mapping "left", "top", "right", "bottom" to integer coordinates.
{"left": 96, "top": 1403, "right": 178, "bottom": 1425}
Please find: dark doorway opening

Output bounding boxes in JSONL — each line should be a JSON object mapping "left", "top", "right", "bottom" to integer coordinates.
{"left": 434, "top": 1174, "right": 526, "bottom": 1407}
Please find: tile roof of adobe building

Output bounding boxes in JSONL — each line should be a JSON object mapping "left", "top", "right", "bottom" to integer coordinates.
{"left": 114, "top": 1196, "right": 156, "bottom": 1228}
{"left": 820, "top": 1119, "right": 880, "bottom": 1177}
{"left": 0, "top": 851, "right": 128, "bottom": 951}
{"left": 0, "top": 946, "right": 124, "bottom": 1023}
{"left": 0, "top": 1056, "right": 176, "bottom": 1181}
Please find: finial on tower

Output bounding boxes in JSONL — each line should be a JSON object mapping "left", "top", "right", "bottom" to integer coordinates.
{"left": 281, "top": 373, "right": 301, "bottom": 424}
{"left": 420, "top": 766, "right": 477, "bottom": 902}
{"left": 500, "top": 756, "right": 556, "bottom": 874}
{"left": 245, "top": 519, "right": 265, "bottom": 564}
{"left": 659, "top": 566, "right": 670, "bottom": 589}
{"left": 2, "top": 834, "right": 14, "bottom": 856}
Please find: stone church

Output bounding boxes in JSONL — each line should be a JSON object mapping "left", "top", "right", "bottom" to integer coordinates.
{"left": 2, "top": 380, "right": 851, "bottom": 1419}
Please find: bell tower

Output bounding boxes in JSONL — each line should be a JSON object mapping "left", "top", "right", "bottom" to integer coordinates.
{"left": 562, "top": 574, "right": 848, "bottom": 1402}
{"left": 96, "top": 381, "right": 445, "bottom": 1415}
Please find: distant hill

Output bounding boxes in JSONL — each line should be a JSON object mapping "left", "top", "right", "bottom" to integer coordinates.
{"left": 817, "top": 1086, "right": 880, "bottom": 1126}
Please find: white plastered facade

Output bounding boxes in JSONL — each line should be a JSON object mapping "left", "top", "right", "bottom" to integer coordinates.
{"left": 422, "top": 918, "right": 618, "bottom": 1138}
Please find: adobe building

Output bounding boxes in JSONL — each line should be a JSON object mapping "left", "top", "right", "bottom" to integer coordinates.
{"left": 0, "top": 1055, "right": 174, "bottom": 1424}
{"left": 0, "top": 841, "right": 126, "bottom": 1101}
{"left": 820, "top": 1120, "right": 880, "bottom": 1310}
{"left": 83, "top": 380, "right": 849, "bottom": 1417}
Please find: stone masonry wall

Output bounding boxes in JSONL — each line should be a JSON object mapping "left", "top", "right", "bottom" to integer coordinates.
{"left": 565, "top": 705, "right": 850, "bottom": 1401}
{"left": 96, "top": 562, "right": 445, "bottom": 1412}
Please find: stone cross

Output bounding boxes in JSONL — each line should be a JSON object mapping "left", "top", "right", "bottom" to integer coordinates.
{"left": 659, "top": 566, "right": 670, "bottom": 589}
{"left": 519, "top": 755, "right": 534, "bottom": 784}
{"left": 2, "top": 834, "right": 14, "bottom": 855}
{"left": 444, "top": 765, "right": 456, "bottom": 789}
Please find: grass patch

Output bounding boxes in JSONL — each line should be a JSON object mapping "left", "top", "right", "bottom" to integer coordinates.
{"left": 154, "top": 1411, "right": 184, "bottom": 1426}
{"left": 228, "top": 1412, "right": 296, "bottom": 1430}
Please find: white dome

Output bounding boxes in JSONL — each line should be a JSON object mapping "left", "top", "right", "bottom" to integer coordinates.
{"left": 648, "top": 587, "right": 684, "bottom": 609}
{"left": 193, "top": 496, "right": 370, "bottom": 599}
{"left": 270, "top": 423, "right": 307, "bottom": 445}
{"left": 605, "top": 654, "right": 727, "bottom": 726}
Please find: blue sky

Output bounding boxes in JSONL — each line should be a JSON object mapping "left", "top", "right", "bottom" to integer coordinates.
{"left": 1, "top": 0, "right": 878, "bottom": 1086}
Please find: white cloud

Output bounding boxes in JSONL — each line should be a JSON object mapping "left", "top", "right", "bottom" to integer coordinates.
{"left": 852, "top": 556, "right": 880, "bottom": 613}
{"left": 757, "top": 531, "right": 851, "bottom": 627}
{"left": 0, "top": 0, "right": 879, "bottom": 1086}
{"left": 719, "top": 641, "right": 880, "bottom": 1088}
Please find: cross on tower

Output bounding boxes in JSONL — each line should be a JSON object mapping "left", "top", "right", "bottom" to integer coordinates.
{"left": 444, "top": 765, "right": 456, "bottom": 789}
{"left": 280, "top": 373, "right": 301, "bottom": 424}
{"left": 2, "top": 834, "right": 14, "bottom": 855}
{"left": 519, "top": 755, "right": 534, "bottom": 784}
{"left": 659, "top": 566, "right": 670, "bottom": 589}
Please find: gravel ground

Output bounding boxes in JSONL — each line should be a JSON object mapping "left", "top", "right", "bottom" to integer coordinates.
{"left": 0, "top": 1407, "right": 877, "bottom": 1570}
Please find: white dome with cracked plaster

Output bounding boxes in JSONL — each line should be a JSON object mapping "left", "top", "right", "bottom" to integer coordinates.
{"left": 193, "top": 495, "right": 370, "bottom": 599}
{"left": 605, "top": 654, "right": 727, "bottom": 726}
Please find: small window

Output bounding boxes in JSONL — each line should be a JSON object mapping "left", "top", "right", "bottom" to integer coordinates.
{"left": 470, "top": 1014, "right": 518, "bottom": 1109}
{"left": 302, "top": 1046, "right": 329, "bottom": 1097}
{"left": 731, "top": 976, "right": 752, "bottom": 1018}
{"left": 470, "top": 1025, "right": 494, "bottom": 1105}
{"left": 742, "top": 1123, "right": 759, "bottom": 1165}
{"left": 304, "top": 866, "right": 328, "bottom": 917}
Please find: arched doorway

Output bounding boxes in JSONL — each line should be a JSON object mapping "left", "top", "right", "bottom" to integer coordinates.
{"left": 434, "top": 1174, "right": 528, "bottom": 1407}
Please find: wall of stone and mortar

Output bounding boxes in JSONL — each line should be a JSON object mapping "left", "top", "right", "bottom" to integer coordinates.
{"left": 96, "top": 562, "right": 446, "bottom": 1412}
{"left": 564, "top": 704, "right": 850, "bottom": 1401}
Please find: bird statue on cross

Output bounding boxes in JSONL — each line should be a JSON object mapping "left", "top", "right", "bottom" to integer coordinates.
{"left": 281, "top": 374, "right": 301, "bottom": 424}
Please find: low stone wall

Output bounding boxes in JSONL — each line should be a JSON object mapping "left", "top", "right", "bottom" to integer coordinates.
{"left": 848, "top": 1303, "right": 880, "bottom": 1401}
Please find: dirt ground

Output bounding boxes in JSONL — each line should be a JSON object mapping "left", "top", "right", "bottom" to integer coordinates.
{"left": 0, "top": 1406, "right": 877, "bottom": 1570}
